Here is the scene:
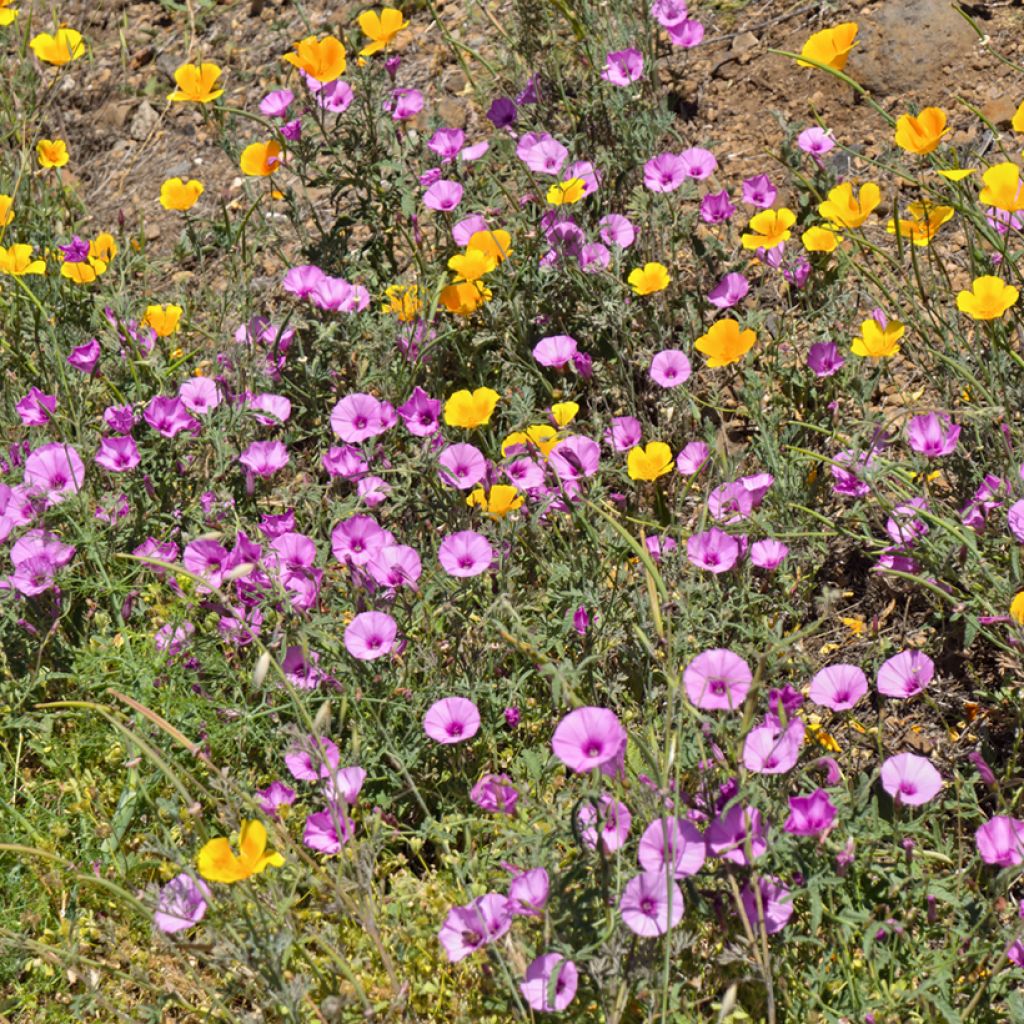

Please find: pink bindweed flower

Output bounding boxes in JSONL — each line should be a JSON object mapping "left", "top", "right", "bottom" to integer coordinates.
{"left": 551, "top": 707, "right": 627, "bottom": 774}
{"left": 645, "top": 535, "right": 677, "bottom": 562}
{"left": 601, "top": 48, "right": 643, "bottom": 86}
{"left": 876, "top": 650, "right": 934, "bottom": 699}
{"left": 331, "top": 515, "right": 389, "bottom": 567}
{"left": 1009, "top": 500, "right": 1024, "bottom": 543}
{"left": 398, "top": 387, "right": 441, "bottom": 436}
{"left": 144, "top": 396, "right": 199, "bottom": 438}
{"left": 565, "top": 160, "right": 600, "bottom": 196}
{"left": 330, "top": 393, "right": 394, "bottom": 443}
{"left": 600, "top": 213, "right": 636, "bottom": 248}
{"left": 453, "top": 213, "right": 490, "bottom": 245}
{"left": 577, "top": 795, "right": 632, "bottom": 854}
{"left": 606, "top": 416, "right": 642, "bottom": 452}
{"left": 368, "top": 544, "right": 423, "bottom": 591}
{"left": 323, "top": 765, "right": 367, "bottom": 806}
{"left": 16, "top": 388, "right": 56, "bottom": 426}
{"left": 428, "top": 127, "right": 465, "bottom": 162}
{"left": 651, "top": 0, "right": 687, "bottom": 27}
{"left": 706, "top": 803, "right": 767, "bottom": 864}
{"left": 438, "top": 530, "right": 493, "bottom": 577}
{"left": 784, "top": 789, "right": 837, "bottom": 836}
{"left": 179, "top": 377, "right": 221, "bottom": 415}
{"left": 95, "top": 436, "right": 140, "bottom": 472}
{"left": 707, "top": 272, "right": 750, "bottom": 309}
{"left": 507, "top": 866, "right": 549, "bottom": 915}
{"left": 679, "top": 147, "right": 717, "bottom": 179}
{"left": 906, "top": 413, "right": 960, "bottom": 457}
{"left": 154, "top": 873, "right": 210, "bottom": 934}
{"left": 619, "top": 871, "right": 684, "bottom": 936}
{"left": 880, "top": 753, "right": 943, "bottom": 806}
{"left": 344, "top": 611, "right": 397, "bottom": 661}
{"left": 687, "top": 527, "right": 740, "bottom": 573}
{"left": 742, "top": 174, "right": 777, "bottom": 208}
{"left": 24, "top": 443, "right": 85, "bottom": 503}
{"left": 740, "top": 877, "right": 793, "bottom": 935}
{"left": 68, "top": 339, "right": 101, "bottom": 373}
{"left": 424, "top": 697, "right": 480, "bottom": 744}
{"left": 798, "top": 126, "right": 835, "bottom": 156}
{"left": 280, "top": 646, "right": 326, "bottom": 689}
{"left": 676, "top": 441, "right": 710, "bottom": 476}
{"left": 550, "top": 436, "right": 601, "bottom": 483}
{"left": 700, "top": 189, "right": 735, "bottom": 224}
{"left": 750, "top": 539, "right": 788, "bottom": 569}
{"left": 387, "top": 87, "right": 423, "bottom": 120}
{"left": 249, "top": 393, "right": 291, "bottom": 427}
{"left": 975, "top": 815, "right": 1024, "bottom": 866}
{"left": 315, "top": 80, "right": 354, "bottom": 114}
{"left": 438, "top": 443, "right": 487, "bottom": 489}
{"left": 517, "top": 132, "right": 569, "bottom": 175}
{"left": 256, "top": 780, "right": 297, "bottom": 816}
{"left": 470, "top": 774, "right": 518, "bottom": 815}
{"left": 809, "top": 664, "right": 868, "bottom": 711}
{"left": 533, "top": 334, "right": 578, "bottom": 368}
{"left": 573, "top": 605, "right": 590, "bottom": 636}
{"left": 486, "top": 96, "right": 517, "bottom": 128}
{"left": 323, "top": 445, "right": 368, "bottom": 480}
{"left": 285, "top": 735, "right": 339, "bottom": 782}
{"left": 520, "top": 954, "right": 578, "bottom": 1013}
{"left": 743, "top": 718, "right": 805, "bottom": 774}
{"left": 438, "top": 893, "right": 511, "bottom": 962}
{"left": 259, "top": 88, "right": 293, "bottom": 117}
{"left": 282, "top": 265, "right": 326, "bottom": 298}
{"left": 644, "top": 152, "right": 687, "bottom": 192}
{"left": 423, "top": 180, "right": 463, "bottom": 212}
{"left": 666, "top": 18, "right": 704, "bottom": 46}
{"left": 303, "top": 808, "right": 354, "bottom": 853}
{"left": 357, "top": 476, "right": 390, "bottom": 507}
{"left": 239, "top": 440, "right": 289, "bottom": 477}
{"left": 649, "top": 349, "right": 691, "bottom": 387}
{"left": 579, "top": 241, "right": 611, "bottom": 272}
{"left": 638, "top": 817, "right": 706, "bottom": 877}
{"left": 684, "top": 648, "right": 751, "bottom": 711}
{"left": 807, "top": 342, "right": 845, "bottom": 377}
{"left": 830, "top": 448, "right": 875, "bottom": 499}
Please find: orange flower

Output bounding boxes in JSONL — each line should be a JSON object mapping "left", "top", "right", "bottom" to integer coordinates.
{"left": 383, "top": 284, "right": 421, "bottom": 321}
{"left": 240, "top": 141, "right": 282, "bottom": 177}
{"left": 1013, "top": 100, "right": 1024, "bottom": 134}
{"left": 894, "top": 107, "right": 948, "bottom": 155}
{"left": 627, "top": 442, "right": 673, "bottom": 482}
{"left": 168, "top": 62, "right": 224, "bottom": 103}
{"left": 797, "top": 23, "right": 857, "bottom": 71}
{"left": 695, "top": 319, "right": 756, "bottom": 367}
{"left": 197, "top": 819, "right": 284, "bottom": 883}
{"left": 36, "top": 138, "right": 69, "bottom": 169}
{"left": 440, "top": 280, "right": 491, "bottom": 316}
{"left": 30, "top": 28, "right": 85, "bottom": 65}
{"left": 467, "top": 484, "right": 523, "bottom": 518}
{"left": 0, "top": 244, "right": 44, "bottom": 275}
{"left": 282, "top": 35, "right": 346, "bottom": 82}
{"left": 886, "top": 202, "right": 953, "bottom": 247}
{"left": 956, "top": 276, "right": 1019, "bottom": 321}
{"left": 467, "top": 228, "right": 512, "bottom": 263}
{"left": 358, "top": 8, "right": 409, "bottom": 56}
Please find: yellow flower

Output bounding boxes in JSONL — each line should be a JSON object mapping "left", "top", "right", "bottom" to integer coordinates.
{"left": 440, "top": 280, "right": 491, "bottom": 316}
{"left": 30, "top": 28, "right": 85, "bottom": 65}
{"left": 802, "top": 226, "right": 841, "bottom": 252}
{"left": 467, "top": 229, "right": 511, "bottom": 263}
{"left": 142, "top": 303, "right": 184, "bottom": 337}
{"left": 444, "top": 387, "right": 499, "bottom": 428}
{"left": 550, "top": 401, "right": 579, "bottom": 427}
{"left": 1011, "top": 592, "right": 1024, "bottom": 625}
{"left": 358, "top": 8, "right": 409, "bottom": 56}
{"left": 282, "top": 35, "right": 346, "bottom": 82}
{"left": 168, "top": 62, "right": 224, "bottom": 103}
{"left": 797, "top": 22, "right": 858, "bottom": 71}
{"left": 627, "top": 442, "right": 673, "bottom": 482}
{"left": 448, "top": 248, "right": 496, "bottom": 282}
{"left": 197, "top": 819, "right": 284, "bottom": 883}
{"left": 695, "top": 318, "right": 756, "bottom": 367}
{"left": 978, "top": 162, "right": 1024, "bottom": 213}
{"left": 0, "top": 0, "right": 18, "bottom": 26}
{"left": 501, "top": 424, "right": 559, "bottom": 458}
{"left": 0, "top": 244, "right": 44, "bottom": 275}
{"left": 61, "top": 261, "right": 99, "bottom": 284}
{"left": 467, "top": 484, "right": 523, "bottom": 518}
{"left": 0, "top": 194, "right": 12, "bottom": 226}
{"left": 741, "top": 207, "right": 795, "bottom": 250}
{"left": 818, "top": 182, "right": 881, "bottom": 229}
{"left": 90, "top": 232, "right": 117, "bottom": 264}
{"left": 160, "top": 177, "right": 204, "bottom": 211}
{"left": 240, "top": 140, "right": 282, "bottom": 177}
{"left": 886, "top": 202, "right": 953, "bottom": 246}
{"left": 956, "top": 276, "right": 1019, "bottom": 321}
{"left": 546, "top": 177, "right": 586, "bottom": 205}
{"left": 627, "top": 262, "right": 670, "bottom": 295}
{"left": 383, "top": 284, "right": 421, "bottom": 321}
{"left": 894, "top": 107, "right": 948, "bottom": 155}
{"left": 36, "top": 138, "right": 69, "bottom": 169}
{"left": 851, "top": 318, "right": 904, "bottom": 358}
{"left": 936, "top": 168, "right": 975, "bottom": 181}
{"left": 1013, "top": 100, "right": 1024, "bottom": 134}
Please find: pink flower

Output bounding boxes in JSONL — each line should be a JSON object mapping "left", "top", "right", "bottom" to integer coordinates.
{"left": 686, "top": 527, "right": 740, "bottom": 573}
{"left": 438, "top": 530, "right": 493, "bottom": 577}
{"left": 533, "top": 334, "right": 578, "bottom": 368}
{"left": 315, "top": 80, "right": 354, "bottom": 114}
{"left": 517, "top": 132, "right": 569, "bottom": 175}
{"left": 324, "top": 765, "right": 367, "bottom": 805}
{"left": 507, "top": 866, "right": 549, "bottom": 916}
{"left": 601, "top": 48, "right": 643, "bottom": 86}
{"left": 807, "top": 342, "right": 844, "bottom": 377}
{"left": 387, "top": 87, "right": 423, "bottom": 120}
{"left": 649, "top": 349, "right": 691, "bottom": 387}
{"left": 606, "top": 416, "right": 642, "bottom": 452}
{"left": 303, "top": 809, "right": 354, "bottom": 853}
{"left": 600, "top": 213, "right": 636, "bottom": 248}
{"left": 424, "top": 697, "right": 481, "bottom": 744}
{"left": 706, "top": 803, "right": 767, "bottom": 864}
{"left": 239, "top": 440, "right": 289, "bottom": 477}
{"left": 282, "top": 265, "right": 326, "bottom": 298}
{"left": 577, "top": 795, "right": 632, "bottom": 853}
{"left": 644, "top": 152, "right": 687, "bottom": 193}
{"left": 144, "top": 396, "right": 199, "bottom": 438}
{"left": 742, "top": 174, "right": 777, "bottom": 208}
{"left": 650, "top": 0, "right": 688, "bottom": 28}
{"left": 743, "top": 718, "right": 805, "bottom": 774}
{"left": 880, "top": 752, "right": 942, "bottom": 806}
{"left": 975, "top": 815, "right": 1024, "bottom": 866}
{"left": 750, "top": 538, "right": 788, "bottom": 570}
{"left": 331, "top": 515, "right": 389, "bottom": 566}
{"left": 637, "top": 817, "right": 706, "bottom": 877}
{"left": 876, "top": 650, "right": 934, "bottom": 699}
{"left": 684, "top": 648, "right": 751, "bottom": 711}
{"left": 470, "top": 774, "right": 518, "bottom": 815}
{"left": 809, "top": 664, "right": 868, "bottom": 711}
{"left": 423, "top": 179, "right": 463, "bottom": 211}
{"left": 285, "top": 735, "right": 339, "bottom": 781}
{"left": 95, "top": 436, "right": 140, "bottom": 472}
{"left": 24, "top": 443, "right": 85, "bottom": 502}
{"left": 179, "top": 377, "right": 221, "bottom": 415}
{"left": 679, "top": 147, "right": 717, "bottom": 179}
{"left": 437, "top": 893, "right": 511, "bottom": 962}
{"left": 666, "top": 18, "right": 703, "bottom": 46}
{"left": 549, "top": 435, "right": 601, "bottom": 483}
{"left": 520, "top": 953, "right": 578, "bottom": 1013}
{"left": 330, "top": 393, "right": 394, "bottom": 443}
{"left": 154, "top": 873, "right": 210, "bottom": 934}
{"left": 16, "top": 388, "right": 55, "bottom": 426}
{"left": 551, "top": 707, "right": 627, "bottom": 774}
{"left": 438, "top": 443, "right": 487, "bottom": 489}
{"left": 676, "top": 441, "right": 710, "bottom": 476}
{"left": 784, "top": 789, "right": 837, "bottom": 836}
{"left": 740, "top": 877, "right": 793, "bottom": 935}
{"left": 397, "top": 386, "right": 441, "bottom": 436}
{"left": 906, "top": 413, "right": 960, "bottom": 457}
{"left": 259, "top": 88, "right": 293, "bottom": 117}
{"left": 707, "top": 272, "right": 749, "bottom": 309}
{"left": 619, "top": 871, "right": 684, "bottom": 936}
{"left": 797, "top": 126, "right": 835, "bottom": 156}
{"left": 344, "top": 611, "right": 397, "bottom": 660}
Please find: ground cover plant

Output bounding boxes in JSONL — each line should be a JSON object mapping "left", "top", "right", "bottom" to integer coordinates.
{"left": 3, "top": 0, "right": 1024, "bottom": 1020}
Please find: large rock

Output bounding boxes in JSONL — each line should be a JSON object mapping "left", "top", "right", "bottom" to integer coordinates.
{"left": 846, "top": 0, "right": 977, "bottom": 96}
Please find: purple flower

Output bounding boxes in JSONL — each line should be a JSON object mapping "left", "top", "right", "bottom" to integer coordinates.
{"left": 438, "top": 893, "right": 511, "bottom": 962}
{"left": 103, "top": 404, "right": 136, "bottom": 433}
{"left": 249, "top": 393, "right": 292, "bottom": 427}
{"left": 239, "top": 440, "right": 289, "bottom": 477}
{"left": 601, "top": 48, "right": 643, "bottom": 86}
{"left": 520, "top": 954, "right": 578, "bottom": 1013}
{"left": 428, "top": 127, "right": 465, "bottom": 163}
{"left": 549, "top": 435, "right": 601, "bottom": 484}
{"left": 144, "top": 396, "right": 199, "bottom": 438}
{"left": 906, "top": 413, "right": 960, "bottom": 457}
{"left": 424, "top": 697, "right": 480, "bottom": 744}
{"left": 649, "top": 349, "right": 692, "bottom": 387}
{"left": 438, "top": 442, "right": 486, "bottom": 489}
{"left": 666, "top": 18, "right": 704, "bottom": 47}
{"left": 423, "top": 179, "right": 463, "bottom": 212}
{"left": 686, "top": 527, "right": 740, "bottom": 573}
{"left": 740, "top": 877, "right": 793, "bottom": 935}
{"left": 95, "top": 436, "right": 140, "bottom": 472}
{"left": 58, "top": 236, "right": 90, "bottom": 262}
{"left": 606, "top": 416, "right": 642, "bottom": 452}
{"left": 578, "top": 795, "right": 632, "bottom": 853}
{"left": 707, "top": 272, "right": 749, "bottom": 309}
{"left": 344, "top": 611, "right": 397, "bottom": 661}
{"left": 679, "top": 147, "right": 717, "bottom": 179}
{"left": 303, "top": 808, "right": 354, "bottom": 853}
{"left": 438, "top": 530, "right": 493, "bottom": 577}
{"left": 743, "top": 718, "right": 805, "bottom": 774}
{"left": 579, "top": 242, "right": 610, "bottom": 272}
{"left": 322, "top": 445, "right": 367, "bottom": 480}
{"left": 470, "top": 773, "right": 518, "bottom": 814}
{"left": 600, "top": 213, "right": 636, "bottom": 248}
{"left": 282, "top": 264, "right": 326, "bottom": 298}
{"left": 807, "top": 341, "right": 844, "bottom": 377}
{"left": 644, "top": 152, "right": 687, "bottom": 193}
{"left": 397, "top": 387, "right": 440, "bottom": 437}
{"left": 638, "top": 817, "right": 706, "bottom": 877}
{"left": 809, "top": 664, "right": 867, "bottom": 711}
{"left": 281, "top": 118, "right": 302, "bottom": 141}
{"left": 517, "top": 132, "right": 569, "bottom": 176}
{"left": 516, "top": 75, "right": 540, "bottom": 104}
{"left": 357, "top": 475, "right": 390, "bottom": 507}
{"left": 784, "top": 790, "right": 837, "bottom": 837}
{"left": 24, "top": 443, "right": 85, "bottom": 503}
{"left": 750, "top": 538, "right": 788, "bottom": 570}
{"left": 368, "top": 544, "right": 422, "bottom": 591}
{"left": 706, "top": 803, "right": 767, "bottom": 864}
{"left": 650, "top": 0, "right": 688, "bottom": 27}
{"left": 619, "top": 871, "right": 684, "bottom": 936}
{"left": 179, "top": 378, "right": 221, "bottom": 415}
{"left": 742, "top": 174, "right": 777, "bottom": 208}
{"left": 533, "top": 334, "right": 578, "bottom": 368}
{"left": 387, "top": 87, "right": 423, "bottom": 121}
{"left": 259, "top": 89, "right": 293, "bottom": 117}
{"left": 830, "top": 448, "right": 875, "bottom": 499}
{"left": 285, "top": 735, "right": 339, "bottom": 782}
{"left": 330, "top": 393, "right": 394, "bottom": 443}
{"left": 880, "top": 753, "right": 942, "bottom": 806}
{"left": 975, "top": 815, "right": 1024, "bottom": 866}
{"left": 700, "top": 189, "right": 736, "bottom": 224}
{"left": 310, "top": 276, "right": 356, "bottom": 311}
{"left": 256, "top": 780, "right": 297, "bottom": 816}
{"left": 16, "top": 388, "right": 56, "bottom": 427}
{"left": 154, "top": 873, "right": 210, "bottom": 934}
{"left": 315, "top": 79, "right": 354, "bottom": 114}
{"left": 876, "top": 650, "right": 934, "bottom": 699}
{"left": 507, "top": 866, "right": 548, "bottom": 915}
{"left": 552, "top": 707, "right": 627, "bottom": 774}
{"left": 67, "top": 338, "right": 101, "bottom": 373}
{"left": 797, "top": 126, "right": 835, "bottom": 156}
{"left": 486, "top": 96, "right": 517, "bottom": 128}
{"left": 683, "top": 648, "right": 751, "bottom": 711}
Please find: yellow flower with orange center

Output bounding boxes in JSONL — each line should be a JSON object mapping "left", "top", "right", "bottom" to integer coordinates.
{"left": 30, "top": 28, "right": 85, "bottom": 65}
{"left": 0, "top": 244, "right": 44, "bottom": 275}
{"left": 797, "top": 22, "right": 858, "bottom": 71}
{"left": 893, "top": 107, "right": 948, "bottom": 155}
{"left": 448, "top": 248, "right": 496, "bottom": 283}
{"left": 197, "top": 819, "right": 284, "bottom": 883}
{"left": 802, "top": 226, "right": 842, "bottom": 252}
{"left": 160, "top": 178, "right": 204, "bottom": 211}
{"left": 741, "top": 207, "right": 795, "bottom": 250}
{"left": 978, "top": 163, "right": 1024, "bottom": 213}
{"left": 851, "top": 318, "right": 904, "bottom": 358}
{"left": 818, "top": 181, "right": 881, "bottom": 229}
{"left": 444, "top": 387, "right": 499, "bottom": 428}
{"left": 627, "top": 442, "right": 673, "bottom": 482}
{"left": 383, "top": 284, "right": 421, "bottom": 321}
{"left": 440, "top": 280, "right": 491, "bottom": 316}
{"left": 168, "top": 62, "right": 224, "bottom": 102}
{"left": 142, "top": 304, "right": 184, "bottom": 337}
{"left": 886, "top": 202, "right": 953, "bottom": 247}
{"left": 956, "top": 276, "right": 1019, "bottom": 321}
{"left": 36, "top": 138, "right": 69, "bottom": 169}
{"left": 282, "top": 35, "right": 346, "bottom": 82}
{"left": 467, "top": 484, "right": 523, "bottom": 518}
{"left": 240, "top": 140, "right": 283, "bottom": 177}
{"left": 695, "top": 319, "right": 756, "bottom": 367}
{"left": 467, "top": 229, "right": 511, "bottom": 263}
{"left": 546, "top": 177, "right": 586, "bottom": 206}
{"left": 358, "top": 8, "right": 409, "bottom": 56}
{"left": 627, "top": 262, "right": 670, "bottom": 295}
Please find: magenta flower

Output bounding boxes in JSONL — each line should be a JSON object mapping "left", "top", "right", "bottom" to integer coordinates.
{"left": 784, "top": 789, "right": 837, "bottom": 837}
{"left": 486, "top": 96, "right": 517, "bottom": 128}
{"left": 285, "top": 735, "right": 339, "bottom": 782}
{"left": 880, "top": 753, "right": 942, "bottom": 806}
{"left": 551, "top": 706, "right": 627, "bottom": 773}
{"left": 331, "top": 515, "right": 388, "bottom": 567}
{"left": 679, "top": 147, "right": 717, "bottom": 179}
{"left": 533, "top": 334, "right": 578, "bottom": 368}
{"left": 144, "top": 396, "right": 199, "bottom": 438}
{"left": 638, "top": 817, "right": 706, "bottom": 877}
{"left": 1009, "top": 500, "right": 1024, "bottom": 543}
{"left": 67, "top": 338, "right": 101, "bottom": 373}
{"left": 330, "top": 393, "right": 394, "bottom": 443}
{"left": 507, "top": 866, "right": 549, "bottom": 916}
{"left": 809, "top": 664, "right": 868, "bottom": 711}
{"left": 975, "top": 815, "right": 1024, "bottom": 866}
{"left": 239, "top": 440, "right": 289, "bottom": 477}
{"left": 577, "top": 795, "right": 632, "bottom": 854}
{"left": 16, "top": 388, "right": 56, "bottom": 426}
{"left": 742, "top": 174, "right": 778, "bottom": 208}
{"left": 387, "top": 87, "right": 423, "bottom": 120}
{"left": 470, "top": 773, "right": 518, "bottom": 815}
{"left": 303, "top": 808, "right": 354, "bottom": 853}
{"left": 550, "top": 435, "right": 601, "bottom": 484}
{"left": 398, "top": 387, "right": 441, "bottom": 436}
{"left": 743, "top": 719, "right": 805, "bottom": 774}
{"left": 649, "top": 349, "right": 691, "bottom": 388}
{"left": 606, "top": 416, "right": 642, "bottom": 452}
{"left": 750, "top": 539, "right": 788, "bottom": 570}
{"left": 666, "top": 18, "right": 704, "bottom": 46}
{"left": 520, "top": 953, "right": 578, "bottom": 1013}
{"left": 438, "top": 443, "right": 487, "bottom": 489}
{"left": 315, "top": 80, "right": 354, "bottom": 114}
{"left": 103, "top": 404, "right": 136, "bottom": 433}
{"left": 95, "top": 436, "right": 140, "bottom": 472}
{"left": 830, "top": 448, "right": 874, "bottom": 499}
{"left": 179, "top": 377, "right": 221, "bottom": 415}
{"left": 644, "top": 152, "right": 687, "bottom": 193}
{"left": 437, "top": 893, "right": 511, "bottom": 962}
{"left": 452, "top": 213, "right": 490, "bottom": 246}
{"left": 619, "top": 871, "right": 684, "bottom": 937}
{"left": 600, "top": 213, "right": 636, "bottom": 248}
{"left": 438, "top": 530, "right": 493, "bottom": 577}
{"left": 424, "top": 696, "right": 480, "bottom": 744}
{"left": 686, "top": 527, "right": 740, "bottom": 573}
{"left": 323, "top": 445, "right": 368, "bottom": 480}
{"left": 700, "top": 189, "right": 736, "bottom": 224}
{"left": 423, "top": 179, "right": 463, "bottom": 212}
{"left": 906, "top": 413, "right": 960, "bottom": 457}
{"left": 579, "top": 242, "right": 611, "bottom": 272}
{"left": 279, "top": 647, "right": 324, "bottom": 690}
{"left": 282, "top": 265, "right": 326, "bottom": 298}
{"left": 876, "top": 650, "right": 934, "bottom": 699}
{"left": 259, "top": 88, "right": 293, "bottom": 117}
{"left": 797, "top": 126, "right": 835, "bottom": 156}
{"left": 154, "top": 873, "right": 210, "bottom": 934}
{"left": 368, "top": 544, "right": 422, "bottom": 591}
{"left": 357, "top": 475, "right": 390, "bottom": 507}
{"left": 708, "top": 272, "right": 749, "bottom": 309}
{"left": 517, "top": 132, "right": 568, "bottom": 175}
{"left": 310, "top": 276, "right": 356, "bottom": 311}
{"left": 24, "top": 443, "right": 85, "bottom": 503}
{"left": 706, "top": 803, "right": 767, "bottom": 864}
{"left": 249, "top": 393, "right": 292, "bottom": 427}
{"left": 184, "top": 538, "right": 227, "bottom": 590}
{"left": 650, "top": 0, "right": 688, "bottom": 28}
{"left": 601, "top": 48, "right": 643, "bottom": 86}
{"left": 807, "top": 341, "right": 845, "bottom": 377}
{"left": 684, "top": 648, "right": 751, "bottom": 711}
{"left": 676, "top": 441, "right": 710, "bottom": 476}
{"left": 428, "top": 127, "right": 465, "bottom": 162}
{"left": 740, "top": 877, "right": 793, "bottom": 935}
{"left": 324, "top": 765, "right": 368, "bottom": 805}
{"left": 344, "top": 611, "right": 397, "bottom": 661}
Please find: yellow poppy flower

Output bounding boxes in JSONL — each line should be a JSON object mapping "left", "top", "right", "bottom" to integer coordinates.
{"left": 956, "top": 276, "right": 1019, "bottom": 321}
{"left": 467, "top": 229, "right": 511, "bottom": 263}
{"left": 467, "top": 484, "right": 523, "bottom": 518}
{"left": 893, "top": 107, "right": 947, "bottom": 155}
{"left": 90, "top": 232, "right": 117, "bottom": 264}
{"left": 550, "top": 401, "right": 579, "bottom": 427}
{"left": 36, "top": 138, "right": 69, "bottom": 169}
{"left": 0, "top": 243, "right": 44, "bottom": 275}
{"left": 142, "top": 304, "right": 184, "bottom": 337}
{"left": 282, "top": 35, "right": 346, "bottom": 82}
{"left": 741, "top": 207, "right": 796, "bottom": 250}
{"left": 383, "top": 284, "right": 421, "bottom": 321}
{"left": 444, "top": 387, "right": 499, "bottom": 428}
{"left": 1011, "top": 592, "right": 1024, "bottom": 625}
{"left": 30, "top": 28, "right": 85, "bottom": 65}
{"left": 0, "top": 194, "right": 13, "bottom": 226}
{"left": 240, "top": 140, "right": 282, "bottom": 177}
{"left": 501, "top": 424, "right": 559, "bottom": 458}
{"left": 197, "top": 819, "right": 284, "bottom": 883}
{"left": 627, "top": 442, "right": 673, "bottom": 482}
{"left": 851, "top": 318, "right": 904, "bottom": 358}
{"left": 818, "top": 182, "right": 881, "bottom": 229}
{"left": 936, "top": 168, "right": 975, "bottom": 181}
{"left": 802, "top": 226, "right": 841, "bottom": 252}
{"left": 160, "top": 177, "right": 204, "bottom": 211}
{"left": 886, "top": 202, "right": 953, "bottom": 246}
{"left": 439, "top": 280, "right": 491, "bottom": 315}
{"left": 627, "top": 262, "right": 670, "bottom": 295}
{"left": 448, "top": 248, "right": 496, "bottom": 282}
{"left": 168, "top": 62, "right": 224, "bottom": 103}
{"left": 797, "top": 22, "right": 858, "bottom": 71}
{"left": 978, "top": 162, "right": 1024, "bottom": 213}
{"left": 358, "top": 8, "right": 409, "bottom": 56}
{"left": 1013, "top": 100, "right": 1024, "bottom": 134}
{"left": 695, "top": 319, "right": 756, "bottom": 367}
{"left": 0, "top": 1, "right": 18, "bottom": 26}
{"left": 546, "top": 177, "right": 586, "bottom": 205}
